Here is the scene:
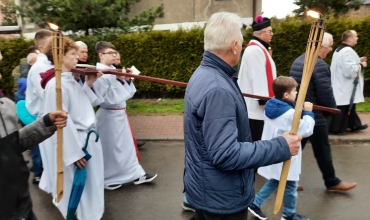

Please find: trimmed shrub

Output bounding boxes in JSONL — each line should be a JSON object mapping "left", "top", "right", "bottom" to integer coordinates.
{"left": 1, "top": 16, "right": 370, "bottom": 98}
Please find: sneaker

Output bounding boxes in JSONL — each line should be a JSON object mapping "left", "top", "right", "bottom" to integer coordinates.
{"left": 104, "top": 184, "right": 122, "bottom": 190}
{"left": 32, "top": 176, "right": 41, "bottom": 184}
{"left": 182, "top": 202, "right": 195, "bottom": 212}
{"left": 281, "top": 213, "right": 309, "bottom": 220}
{"left": 248, "top": 204, "right": 267, "bottom": 220}
{"left": 133, "top": 173, "right": 158, "bottom": 185}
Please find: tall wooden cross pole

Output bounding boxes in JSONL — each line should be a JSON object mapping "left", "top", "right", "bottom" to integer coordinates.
{"left": 273, "top": 11, "right": 326, "bottom": 214}
{"left": 48, "top": 22, "right": 64, "bottom": 203}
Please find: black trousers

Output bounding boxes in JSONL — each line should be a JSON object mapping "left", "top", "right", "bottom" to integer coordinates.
{"left": 191, "top": 208, "right": 248, "bottom": 220}
{"left": 328, "top": 104, "right": 362, "bottom": 133}
{"left": 249, "top": 119, "right": 264, "bottom": 141}
{"left": 301, "top": 123, "right": 341, "bottom": 188}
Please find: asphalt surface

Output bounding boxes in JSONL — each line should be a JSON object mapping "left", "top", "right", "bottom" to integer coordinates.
{"left": 27, "top": 141, "right": 370, "bottom": 220}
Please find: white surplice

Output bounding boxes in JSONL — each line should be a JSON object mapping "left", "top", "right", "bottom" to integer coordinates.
{"left": 43, "top": 72, "right": 104, "bottom": 220}
{"left": 25, "top": 53, "right": 55, "bottom": 193}
{"left": 238, "top": 39, "right": 277, "bottom": 120}
{"left": 330, "top": 46, "right": 365, "bottom": 106}
{"left": 258, "top": 108, "right": 315, "bottom": 181}
{"left": 93, "top": 63, "right": 145, "bottom": 186}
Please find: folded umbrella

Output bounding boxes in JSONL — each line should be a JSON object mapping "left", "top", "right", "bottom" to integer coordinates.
{"left": 348, "top": 73, "right": 361, "bottom": 115}
{"left": 66, "top": 130, "right": 99, "bottom": 220}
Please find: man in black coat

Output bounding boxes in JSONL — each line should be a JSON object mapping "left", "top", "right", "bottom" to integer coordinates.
{"left": 290, "top": 32, "right": 357, "bottom": 192}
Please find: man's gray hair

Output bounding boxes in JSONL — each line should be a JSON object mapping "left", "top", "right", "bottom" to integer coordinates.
{"left": 204, "top": 12, "right": 243, "bottom": 52}
{"left": 322, "top": 32, "right": 333, "bottom": 47}
{"left": 26, "top": 53, "right": 38, "bottom": 64}
{"left": 75, "top": 41, "right": 88, "bottom": 49}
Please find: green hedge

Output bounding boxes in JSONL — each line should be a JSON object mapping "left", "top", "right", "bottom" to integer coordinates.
{"left": 1, "top": 16, "right": 370, "bottom": 98}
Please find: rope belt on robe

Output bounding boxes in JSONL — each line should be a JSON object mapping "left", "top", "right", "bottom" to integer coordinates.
{"left": 109, "top": 108, "right": 141, "bottom": 161}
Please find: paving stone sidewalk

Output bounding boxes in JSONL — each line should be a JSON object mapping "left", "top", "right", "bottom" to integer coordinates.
{"left": 130, "top": 113, "right": 370, "bottom": 142}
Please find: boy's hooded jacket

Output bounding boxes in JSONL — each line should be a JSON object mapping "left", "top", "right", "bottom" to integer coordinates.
{"left": 258, "top": 98, "right": 315, "bottom": 181}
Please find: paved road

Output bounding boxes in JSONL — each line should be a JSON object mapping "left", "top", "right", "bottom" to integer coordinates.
{"left": 28, "top": 141, "right": 370, "bottom": 220}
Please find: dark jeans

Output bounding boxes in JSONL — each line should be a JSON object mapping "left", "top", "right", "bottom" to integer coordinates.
{"left": 26, "top": 211, "right": 37, "bottom": 220}
{"left": 31, "top": 145, "right": 43, "bottom": 177}
{"left": 301, "top": 124, "right": 341, "bottom": 188}
{"left": 191, "top": 208, "right": 248, "bottom": 220}
{"left": 249, "top": 119, "right": 264, "bottom": 141}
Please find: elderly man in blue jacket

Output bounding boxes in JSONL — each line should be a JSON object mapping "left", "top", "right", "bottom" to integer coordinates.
{"left": 290, "top": 32, "right": 357, "bottom": 192}
{"left": 184, "top": 12, "right": 302, "bottom": 220}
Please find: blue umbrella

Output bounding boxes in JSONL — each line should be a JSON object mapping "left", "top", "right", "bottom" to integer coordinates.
{"left": 66, "top": 130, "right": 99, "bottom": 220}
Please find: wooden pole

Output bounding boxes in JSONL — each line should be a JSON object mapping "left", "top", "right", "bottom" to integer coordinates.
{"left": 71, "top": 68, "right": 340, "bottom": 114}
{"left": 273, "top": 19, "right": 326, "bottom": 215}
{"left": 52, "top": 31, "right": 64, "bottom": 203}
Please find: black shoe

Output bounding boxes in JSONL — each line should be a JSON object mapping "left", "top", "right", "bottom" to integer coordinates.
{"left": 351, "top": 124, "right": 368, "bottom": 132}
{"left": 32, "top": 176, "right": 41, "bottom": 184}
{"left": 137, "top": 141, "right": 146, "bottom": 148}
{"left": 133, "top": 173, "right": 158, "bottom": 185}
{"left": 281, "top": 213, "right": 309, "bottom": 220}
{"left": 248, "top": 204, "right": 266, "bottom": 220}
{"left": 182, "top": 202, "right": 195, "bottom": 212}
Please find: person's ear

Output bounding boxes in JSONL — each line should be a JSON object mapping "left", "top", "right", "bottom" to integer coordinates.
{"left": 232, "top": 40, "right": 238, "bottom": 55}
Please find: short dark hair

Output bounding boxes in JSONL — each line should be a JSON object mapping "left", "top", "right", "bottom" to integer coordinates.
{"left": 273, "top": 76, "right": 298, "bottom": 99}
{"left": 95, "top": 41, "right": 115, "bottom": 55}
{"left": 27, "top": 46, "right": 39, "bottom": 54}
{"left": 34, "top": 29, "right": 53, "bottom": 47}
{"left": 341, "top": 30, "right": 354, "bottom": 42}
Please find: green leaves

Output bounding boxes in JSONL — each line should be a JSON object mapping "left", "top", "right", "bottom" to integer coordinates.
{"left": 16, "top": 0, "right": 164, "bottom": 35}
{"left": 293, "top": 0, "right": 365, "bottom": 17}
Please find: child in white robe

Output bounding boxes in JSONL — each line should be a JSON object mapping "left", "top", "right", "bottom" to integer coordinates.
{"left": 42, "top": 38, "right": 105, "bottom": 220}
{"left": 92, "top": 41, "right": 157, "bottom": 190}
{"left": 248, "top": 76, "right": 315, "bottom": 220}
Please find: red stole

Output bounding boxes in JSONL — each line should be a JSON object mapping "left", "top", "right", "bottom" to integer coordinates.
{"left": 247, "top": 42, "right": 274, "bottom": 97}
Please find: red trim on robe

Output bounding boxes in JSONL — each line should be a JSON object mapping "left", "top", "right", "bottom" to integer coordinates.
{"left": 247, "top": 42, "right": 274, "bottom": 97}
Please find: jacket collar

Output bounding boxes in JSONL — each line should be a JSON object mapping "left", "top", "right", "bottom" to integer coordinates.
{"left": 201, "top": 51, "right": 236, "bottom": 78}
{"left": 336, "top": 43, "right": 352, "bottom": 52}
{"left": 252, "top": 36, "right": 269, "bottom": 50}
{"left": 37, "top": 53, "right": 52, "bottom": 65}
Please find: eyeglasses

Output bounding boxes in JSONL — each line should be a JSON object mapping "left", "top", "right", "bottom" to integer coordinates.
{"left": 102, "top": 51, "right": 118, "bottom": 56}
{"left": 261, "top": 30, "right": 273, "bottom": 34}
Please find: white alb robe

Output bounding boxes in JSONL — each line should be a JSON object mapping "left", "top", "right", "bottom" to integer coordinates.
{"left": 43, "top": 72, "right": 104, "bottom": 220}
{"left": 238, "top": 39, "right": 277, "bottom": 120}
{"left": 258, "top": 109, "right": 315, "bottom": 181}
{"left": 25, "top": 53, "right": 55, "bottom": 193}
{"left": 330, "top": 46, "right": 364, "bottom": 106}
{"left": 93, "top": 63, "right": 145, "bottom": 186}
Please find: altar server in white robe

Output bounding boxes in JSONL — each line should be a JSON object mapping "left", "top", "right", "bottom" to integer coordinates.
{"left": 42, "top": 38, "right": 105, "bottom": 220}
{"left": 238, "top": 15, "right": 277, "bottom": 142}
{"left": 25, "top": 29, "right": 54, "bottom": 191}
{"left": 329, "top": 30, "right": 368, "bottom": 134}
{"left": 93, "top": 41, "right": 157, "bottom": 191}
{"left": 249, "top": 76, "right": 315, "bottom": 220}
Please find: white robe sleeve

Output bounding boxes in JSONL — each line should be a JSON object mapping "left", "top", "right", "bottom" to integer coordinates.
{"left": 44, "top": 84, "right": 85, "bottom": 167}
{"left": 277, "top": 109, "right": 315, "bottom": 138}
{"left": 341, "top": 50, "right": 360, "bottom": 79}
{"left": 82, "top": 83, "right": 104, "bottom": 107}
{"left": 26, "top": 68, "right": 44, "bottom": 116}
{"left": 92, "top": 75, "right": 132, "bottom": 106}
{"left": 123, "top": 80, "right": 136, "bottom": 98}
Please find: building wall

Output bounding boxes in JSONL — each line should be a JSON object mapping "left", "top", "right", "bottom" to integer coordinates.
{"left": 128, "top": 0, "right": 262, "bottom": 24}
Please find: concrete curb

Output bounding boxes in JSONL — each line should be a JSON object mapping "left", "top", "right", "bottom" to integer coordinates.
{"left": 136, "top": 135, "right": 370, "bottom": 142}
